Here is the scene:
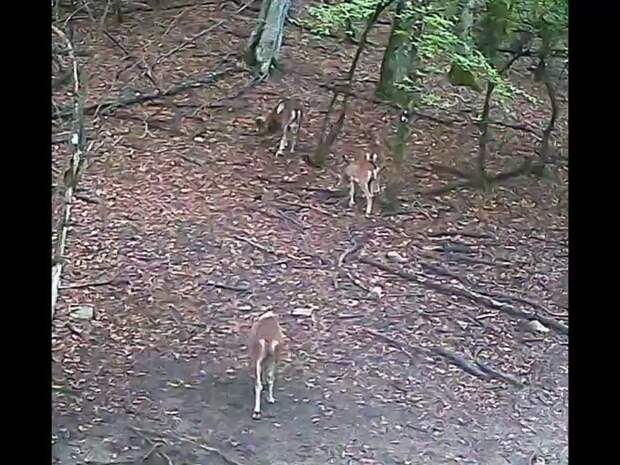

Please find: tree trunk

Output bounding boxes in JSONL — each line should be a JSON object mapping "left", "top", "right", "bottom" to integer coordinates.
{"left": 476, "top": 81, "right": 494, "bottom": 184}
{"left": 244, "top": 0, "right": 290, "bottom": 78}
{"left": 309, "top": 0, "right": 395, "bottom": 167}
{"left": 376, "top": 0, "right": 418, "bottom": 104}
{"left": 475, "top": 47, "right": 530, "bottom": 183}
{"left": 455, "top": 0, "right": 479, "bottom": 37}
{"left": 537, "top": 57, "right": 558, "bottom": 164}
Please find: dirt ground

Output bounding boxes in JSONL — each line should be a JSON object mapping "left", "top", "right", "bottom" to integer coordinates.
{"left": 52, "top": 3, "right": 568, "bottom": 465}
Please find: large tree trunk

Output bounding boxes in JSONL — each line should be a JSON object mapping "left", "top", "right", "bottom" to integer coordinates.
{"left": 244, "top": 0, "right": 290, "bottom": 78}
{"left": 376, "top": 0, "right": 418, "bottom": 104}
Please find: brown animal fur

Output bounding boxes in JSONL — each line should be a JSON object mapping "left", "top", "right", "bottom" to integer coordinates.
{"left": 344, "top": 153, "right": 383, "bottom": 216}
{"left": 255, "top": 98, "right": 304, "bottom": 157}
{"left": 248, "top": 310, "right": 286, "bottom": 419}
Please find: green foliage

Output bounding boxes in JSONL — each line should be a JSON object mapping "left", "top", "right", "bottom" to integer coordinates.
{"left": 304, "top": 0, "right": 385, "bottom": 36}
{"left": 410, "top": 3, "right": 516, "bottom": 102}
{"left": 302, "top": 0, "right": 566, "bottom": 110}
{"left": 514, "top": 0, "right": 568, "bottom": 51}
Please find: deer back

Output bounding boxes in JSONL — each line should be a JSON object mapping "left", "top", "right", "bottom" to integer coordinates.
{"left": 257, "top": 98, "right": 302, "bottom": 134}
{"left": 249, "top": 312, "right": 285, "bottom": 367}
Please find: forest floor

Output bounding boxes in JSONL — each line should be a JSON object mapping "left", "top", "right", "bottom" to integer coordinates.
{"left": 52, "top": 2, "right": 569, "bottom": 465}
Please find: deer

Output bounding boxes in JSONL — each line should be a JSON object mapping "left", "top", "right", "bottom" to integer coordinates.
{"left": 255, "top": 98, "right": 304, "bottom": 157}
{"left": 248, "top": 310, "right": 286, "bottom": 419}
{"left": 344, "top": 152, "right": 383, "bottom": 217}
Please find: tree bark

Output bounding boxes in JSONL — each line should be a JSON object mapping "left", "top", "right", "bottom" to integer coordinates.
{"left": 376, "top": 0, "right": 419, "bottom": 104}
{"left": 475, "top": 48, "right": 530, "bottom": 181}
{"left": 309, "top": 0, "right": 395, "bottom": 167}
{"left": 244, "top": 0, "right": 290, "bottom": 78}
{"left": 537, "top": 57, "right": 558, "bottom": 164}
{"left": 52, "top": 24, "right": 86, "bottom": 320}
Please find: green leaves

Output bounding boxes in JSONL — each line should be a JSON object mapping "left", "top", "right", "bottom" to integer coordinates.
{"left": 304, "top": 0, "right": 386, "bottom": 36}
{"left": 302, "top": 0, "right": 566, "bottom": 111}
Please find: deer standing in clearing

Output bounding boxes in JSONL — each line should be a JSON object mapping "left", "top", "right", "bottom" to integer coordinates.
{"left": 344, "top": 153, "right": 383, "bottom": 216}
{"left": 255, "top": 98, "right": 304, "bottom": 157}
{"left": 248, "top": 310, "right": 286, "bottom": 419}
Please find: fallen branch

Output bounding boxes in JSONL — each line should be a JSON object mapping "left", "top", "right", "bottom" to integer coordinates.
{"left": 52, "top": 64, "right": 237, "bottom": 119}
{"left": 364, "top": 327, "right": 524, "bottom": 387}
{"left": 232, "top": 234, "right": 306, "bottom": 261}
{"left": 129, "top": 425, "right": 240, "bottom": 464}
{"left": 488, "top": 119, "right": 541, "bottom": 139}
{"left": 359, "top": 257, "right": 568, "bottom": 335}
{"left": 444, "top": 254, "right": 511, "bottom": 268}
{"left": 74, "top": 193, "right": 100, "bottom": 204}
{"left": 177, "top": 153, "right": 206, "bottom": 167}
{"left": 427, "top": 230, "right": 496, "bottom": 240}
{"left": 338, "top": 236, "right": 366, "bottom": 267}
{"left": 430, "top": 346, "right": 490, "bottom": 380}
{"left": 429, "top": 163, "right": 471, "bottom": 180}
{"left": 163, "top": 5, "right": 194, "bottom": 36}
{"left": 174, "top": 434, "right": 243, "bottom": 465}
{"left": 478, "top": 289, "right": 567, "bottom": 319}
{"left": 473, "top": 360, "right": 525, "bottom": 388}
{"left": 154, "top": 20, "right": 225, "bottom": 68}
{"left": 60, "top": 276, "right": 128, "bottom": 290}
{"left": 362, "top": 327, "right": 427, "bottom": 360}
{"left": 51, "top": 24, "right": 85, "bottom": 320}
{"left": 421, "top": 179, "right": 473, "bottom": 196}
{"left": 205, "top": 280, "right": 251, "bottom": 293}
{"left": 422, "top": 159, "right": 541, "bottom": 196}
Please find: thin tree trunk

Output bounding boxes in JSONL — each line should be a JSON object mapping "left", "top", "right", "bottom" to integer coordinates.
{"left": 476, "top": 81, "right": 495, "bottom": 182}
{"left": 310, "top": 0, "right": 396, "bottom": 166}
{"left": 538, "top": 57, "right": 558, "bottom": 164}
{"left": 475, "top": 48, "right": 530, "bottom": 181}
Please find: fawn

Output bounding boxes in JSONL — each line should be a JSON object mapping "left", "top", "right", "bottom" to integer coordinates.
{"left": 344, "top": 153, "right": 383, "bottom": 216}
{"left": 248, "top": 310, "right": 286, "bottom": 419}
{"left": 255, "top": 98, "right": 304, "bottom": 157}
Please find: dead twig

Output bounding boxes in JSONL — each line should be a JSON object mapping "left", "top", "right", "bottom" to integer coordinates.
{"left": 233, "top": 234, "right": 277, "bottom": 256}
{"left": 345, "top": 271, "right": 371, "bottom": 293}
{"left": 255, "top": 259, "right": 290, "bottom": 268}
{"left": 488, "top": 119, "right": 541, "bottom": 140}
{"left": 60, "top": 276, "right": 128, "bottom": 290}
{"left": 163, "top": 6, "right": 194, "bottom": 36}
{"left": 102, "top": 29, "right": 130, "bottom": 57}
{"left": 178, "top": 153, "right": 205, "bottom": 167}
{"left": 154, "top": 20, "right": 225, "bottom": 68}
{"left": 205, "top": 281, "right": 251, "bottom": 293}
{"left": 364, "top": 327, "right": 524, "bottom": 387}
{"left": 275, "top": 199, "right": 333, "bottom": 217}
{"left": 74, "top": 193, "right": 100, "bottom": 204}
{"left": 236, "top": 0, "right": 257, "bottom": 14}
{"left": 174, "top": 434, "right": 242, "bottom": 465}
{"left": 362, "top": 328, "right": 428, "bottom": 360}
{"left": 53, "top": 66, "right": 237, "bottom": 119}
{"left": 359, "top": 257, "right": 568, "bottom": 335}
{"left": 473, "top": 360, "right": 526, "bottom": 388}
{"left": 337, "top": 236, "right": 366, "bottom": 267}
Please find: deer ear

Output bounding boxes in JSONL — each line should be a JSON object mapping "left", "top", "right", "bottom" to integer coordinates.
{"left": 371, "top": 153, "right": 378, "bottom": 163}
